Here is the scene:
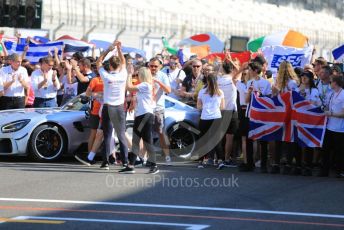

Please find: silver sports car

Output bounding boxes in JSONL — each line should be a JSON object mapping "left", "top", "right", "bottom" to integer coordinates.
{"left": 0, "top": 95, "right": 200, "bottom": 162}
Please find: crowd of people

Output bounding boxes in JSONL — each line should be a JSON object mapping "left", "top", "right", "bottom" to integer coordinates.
{"left": 0, "top": 37, "right": 343, "bottom": 178}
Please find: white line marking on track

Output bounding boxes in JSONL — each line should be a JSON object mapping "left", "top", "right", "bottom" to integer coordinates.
{"left": 15, "top": 216, "right": 209, "bottom": 230}
{"left": 0, "top": 198, "right": 343, "bottom": 220}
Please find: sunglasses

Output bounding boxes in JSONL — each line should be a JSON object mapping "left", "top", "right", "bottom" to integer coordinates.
{"left": 192, "top": 65, "right": 201, "bottom": 68}
{"left": 149, "top": 65, "right": 159, "bottom": 68}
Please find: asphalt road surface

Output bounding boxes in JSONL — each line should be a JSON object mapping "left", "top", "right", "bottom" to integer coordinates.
{"left": 0, "top": 157, "right": 343, "bottom": 229}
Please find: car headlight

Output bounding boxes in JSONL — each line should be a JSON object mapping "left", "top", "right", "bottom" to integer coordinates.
{"left": 1, "top": 119, "right": 31, "bottom": 133}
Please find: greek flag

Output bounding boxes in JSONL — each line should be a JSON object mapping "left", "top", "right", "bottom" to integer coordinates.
{"left": 4, "top": 41, "right": 63, "bottom": 64}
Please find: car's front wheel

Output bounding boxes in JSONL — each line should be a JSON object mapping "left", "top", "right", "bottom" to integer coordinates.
{"left": 29, "top": 124, "right": 66, "bottom": 162}
{"left": 167, "top": 122, "right": 197, "bottom": 159}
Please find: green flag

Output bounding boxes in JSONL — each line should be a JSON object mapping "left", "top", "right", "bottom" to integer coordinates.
{"left": 162, "top": 37, "right": 178, "bottom": 55}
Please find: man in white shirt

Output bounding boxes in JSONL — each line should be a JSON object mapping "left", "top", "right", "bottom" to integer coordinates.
{"left": 162, "top": 55, "right": 186, "bottom": 100}
{"left": 319, "top": 75, "right": 344, "bottom": 177}
{"left": 96, "top": 40, "right": 129, "bottom": 171}
{"left": 217, "top": 60, "right": 239, "bottom": 169}
{"left": 241, "top": 61, "right": 272, "bottom": 173}
{"left": 149, "top": 57, "right": 172, "bottom": 165}
{"left": 31, "top": 57, "right": 60, "bottom": 108}
{"left": 0, "top": 53, "right": 29, "bottom": 110}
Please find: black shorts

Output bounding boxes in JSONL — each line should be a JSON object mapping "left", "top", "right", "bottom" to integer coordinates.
{"left": 89, "top": 114, "right": 100, "bottom": 129}
{"left": 238, "top": 117, "right": 250, "bottom": 137}
{"left": 221, "top": 110, "right": 239, "bottom": 135}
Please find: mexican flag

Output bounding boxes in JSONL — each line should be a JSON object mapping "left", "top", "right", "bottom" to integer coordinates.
{"left": 247, "top": 30, "right": 308, "bottom": 52}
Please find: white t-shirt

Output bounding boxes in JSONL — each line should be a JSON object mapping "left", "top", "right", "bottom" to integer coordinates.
{"left": 281, "top": 79, "right": 298, "bottom": 92}
{"left": 31, "top": 69, "right": 60, "bottom": 98}
{"left": 236, "top": 81, "right": 247, "bottom": 106}
{"left": 99, "top": 67, "right": 127, "bottom": 106}
{"left": 316, "top": 80, "right": 333, "bottom": 108}
{"left": 164, "top": 67, "right": 186, "bottom": 100}
{"left": 62, "top": 75, "right": 78, "bottom": 99}
{"left": 217, "top": 75, "right": 237, "bottom": 111}
{"left": 154, "top": 71, "right": 170, "bottom": 109}
{"left": 0, "top": 65, "right": 29, "bottom": 96}
{"left": 0, "top": 77, "right": 3, "bottom": 92}
{"left": 198, "top": 88, "right": 224, "bottom": 120}
{"left": 246, "top": 76, "right": 272, "bottom": 96}
{"left": 135, "top": 82, "right": 154, "bottom": 117}
{"left": 296, "top": 87, "right": 321, "bottom": 106}
{"left": 327, "top": 89, "right": 344, "bottom": 133}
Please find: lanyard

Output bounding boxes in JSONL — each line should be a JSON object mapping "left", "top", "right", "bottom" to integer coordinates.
{"left": 329, "top": 89, "right": 343, "bottom": 111}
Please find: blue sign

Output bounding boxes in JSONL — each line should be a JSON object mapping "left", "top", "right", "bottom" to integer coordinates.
{"left": 271, "top": 54, "right": 304, "bottom": 68}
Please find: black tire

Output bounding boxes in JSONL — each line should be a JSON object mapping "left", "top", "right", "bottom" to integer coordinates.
{"left": 29, "top": 124, "right": 67, "bottom": 162}
{"left": 167, "top": 122, "right": 197, "bottom": 159}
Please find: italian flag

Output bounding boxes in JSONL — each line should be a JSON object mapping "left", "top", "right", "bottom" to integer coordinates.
{"left": 247, "top": 30, "right": 308, "bottom": 52}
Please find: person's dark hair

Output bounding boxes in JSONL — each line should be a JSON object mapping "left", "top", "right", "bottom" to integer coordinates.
{"left": 301, "top": 70, "right": 316, "bottom": 89}
{"left": 294, "top": 67, "right": 304, "bottom": 79}
{"left": 109, "top": 56, "right": 121, "bottom": 70}
{"left": 24, "top": 64, "right": 35, "bottom": 76}
{"left": 86, "top": 56, "right": 96, "bottom": 63}
{"left": 248, "top": 61, "right": 263, "bottom": 74}
{"left": 252, "top": 55, "right": 267, "bottom": 66}
{"left": 265, "top": 70, "right": 273, "bottom": 79}
{"left": 222, "top": 60, "right": 234, "bottom": 74}
{"left": 321, "top": 65, "right": 332, "bottom": 76}
{"left": 330, "top": 74, "right": 344, "bottom": 88}
{"left": 149, "top": 57, "right": 161, "bottom": 65}
{"left": 170, "top": 55, "right": 178, "bottom": 60}
{"left": 206, "top": 73, "right": 221, "bottom": 97}
{"left": 72, "top": 51, "right": 84, "bottom": 61}
{"left": 103, "top": 60, "right": 110, "bottom": 71}
{"left": 79, "top": 58, "right": 91, "bottom": 68}
{"left": 41, "top": 56, "right": 54, "bottom": 64}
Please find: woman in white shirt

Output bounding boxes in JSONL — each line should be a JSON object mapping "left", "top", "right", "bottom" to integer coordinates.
{"left": 320, "top": 75, "right": 344, "bottom": 177}
{"left": 271, "top": 61, "right": 300, "bottom": 175}
{"left": 297, "top": 71, "right": 321, "bottom": 106}
{"left": 296, "top": 70, "right": 320, "bottom": 176}
{"left": 125, "top": 67, "right": 158, "bottom": 174}
{"left": 196, "top": 73, "right": 225, "bottom": 168}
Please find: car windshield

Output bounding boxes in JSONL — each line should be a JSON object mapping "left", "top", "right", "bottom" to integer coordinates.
{"left": 60, "top": 96, "right": 90, "bottom": 111}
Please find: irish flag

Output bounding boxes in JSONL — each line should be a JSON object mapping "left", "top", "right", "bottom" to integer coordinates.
{"left": 247, "top": 30, "right": 308, "bottom": 52}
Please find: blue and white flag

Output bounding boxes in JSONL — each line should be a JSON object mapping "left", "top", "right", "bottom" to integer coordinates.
{"left": 332, "top": 44, "right": 344, "bottom": 62}
{"left": 262, "top": 45, "right": 313, "bottom": 76}
{"left": 4, "top": 41, "right": 63, "bottom": 64}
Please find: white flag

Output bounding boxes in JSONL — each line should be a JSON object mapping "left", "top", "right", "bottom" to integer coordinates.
{"left": 262, "top": 45, "right": 313, "bottom": 76}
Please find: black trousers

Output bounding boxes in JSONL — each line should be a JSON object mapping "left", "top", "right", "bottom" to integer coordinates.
{"left": 0, "top": 96, "right": 25, "bottom": 110}
{"left": 246, "top": 139, "right": 268, "bottom": 168}
{"left": 197, "top": 118, "right": 225, "bottom": 161}
{"left": 101, "top": 104, "right": 128, "bottom": 165}
{"left": 321, "top": 129, "right": 344, "bottom": 174}
{"left": 129, "top": 113, "right": 155, "bottom": 165}
{"left": 274, "top": 141, "right": 301, "bottom": 167}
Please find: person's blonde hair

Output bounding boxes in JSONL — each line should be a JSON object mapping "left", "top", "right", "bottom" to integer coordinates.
{"left": 138, "top": 67, "right": 152, "bottom": 84}
{"left": 276, "top": 61, "right": 299, "bottom": 90}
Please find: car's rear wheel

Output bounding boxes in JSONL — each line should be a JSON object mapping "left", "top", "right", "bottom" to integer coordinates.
{"left": 29, "top": 124, "right": 66, "bottom": 162}
{"left": 168, "top": 122, "right": 197, "bottom": 159}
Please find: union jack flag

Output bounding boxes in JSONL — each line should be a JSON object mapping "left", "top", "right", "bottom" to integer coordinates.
{"left": 248, "top": 91, "right": 326, "bottom": 147}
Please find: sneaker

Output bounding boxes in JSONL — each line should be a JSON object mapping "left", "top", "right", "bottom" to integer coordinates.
{"left": 302, "top": 168, "right": 312, "bottom": 176}
{"left": 260, "top": 166, "right": 268, "bottom": 173}
{"left": 217, "top": 162, "right": 225, "bottom": 170}
{"left": 100, "top": 162, "right": 110, "bottom": 170}
{"left": 119, "top": 166, "right": 135, "bottom": 174}
{"left": 270, "top": 165, "right": 280, "bottom": 174}
{"left": 165, "top": 156, "right": 172, "bottom": 166}
{"left": 206, "top": 158, "right": 214, "bottom": 166}
{"left": 109, "top": 155, "right": 116, "bottom": 165}
{"left": 74, "top": 154, "right": 96, "bottom": 166}
{"left": 145, "top": 161, "right": 153, "bottom": 167}
{"left": 134, "top": 158, "right": 144, "bottom": 167}
{"left": 291, "top": 167, "right": 302, "bottom": 176}
{"left": 148, "top": 165, "right": 159, "bottom": 174}
{"left": 197, "top": 162, "right": 205, "bottom": 169}
{"left": 283, "top": 165, "right": 292, "bottom": 175}
{"left": 223, "top": 160, "right": 237, "bottom": 168}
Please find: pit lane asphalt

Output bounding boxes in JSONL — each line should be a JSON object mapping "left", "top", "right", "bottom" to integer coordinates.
{"left": 0, "top": 156, "right": 343, "bottom": 229}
